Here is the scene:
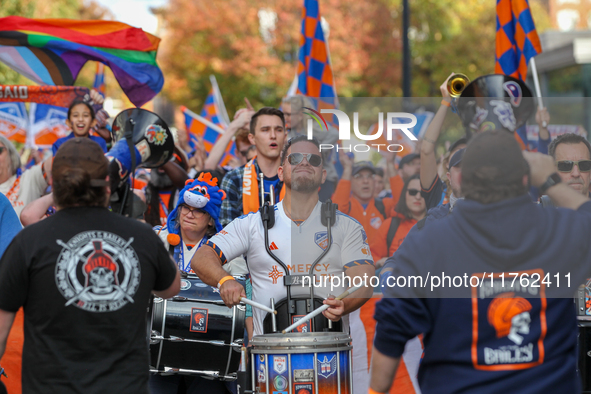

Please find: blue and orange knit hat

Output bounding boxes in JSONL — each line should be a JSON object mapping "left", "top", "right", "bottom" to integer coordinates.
{"left": 166, "top": 172, "right": 226, "bottom": 246}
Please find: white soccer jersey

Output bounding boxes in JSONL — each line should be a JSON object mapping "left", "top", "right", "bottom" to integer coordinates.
{"left": 206, "top": 200, "right": 373, "bottom": 336}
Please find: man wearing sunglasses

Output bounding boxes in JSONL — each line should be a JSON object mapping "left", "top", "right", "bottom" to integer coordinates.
{"left": 283, "top": 95, "right": 339, "bottom": 201}
{"left": 192, "top": 135, "right": 374, "bottom": 394}
{"left": 548, "top": 133, "right": 591, "bottom": 198}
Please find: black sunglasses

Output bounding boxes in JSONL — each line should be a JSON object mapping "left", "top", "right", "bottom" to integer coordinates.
{"left": 287, "top": 153, "right": 322, "bottom": 167}
{"left": 557, "top": 160, "right": 591, "bottom": 173}
{"left": 0, "top": 147, "right": 5, "bottom": 155}
{"left": 407, "top": 188, "right": 421, "bottom": 196}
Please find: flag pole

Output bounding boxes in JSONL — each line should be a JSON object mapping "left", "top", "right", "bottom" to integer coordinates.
{"left": 209, "top": 75, "right": 230, "bottom": 126}
{"left": 182, "top": 106, "right": 225, "bottom": 134}
{"left": 530, "top": 57, "right": 543, "bottom": 108}
{"left": 529, "top": 57, "right": 546, "bottom": 127}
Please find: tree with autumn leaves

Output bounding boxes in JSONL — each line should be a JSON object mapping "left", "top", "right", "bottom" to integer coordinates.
{"left": 155, "top": 0, "right": 551, "bottom": 115}
{"left": 155, "top": 0, "right": 401, "bottom": 113}
{"left": 0, "top": 0, "right": 552, "bottom": 113}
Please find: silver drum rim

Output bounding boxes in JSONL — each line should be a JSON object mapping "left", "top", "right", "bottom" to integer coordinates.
{"left": 250, "top": 332, "right": 352, "bottom": 354}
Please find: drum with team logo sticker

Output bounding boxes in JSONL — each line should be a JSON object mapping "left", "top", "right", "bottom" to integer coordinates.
{"left": 250, "top": 332, "right": 352, "bottom": 393}
{"left": 148, "top": 273, "right": 245, "bottom": 379}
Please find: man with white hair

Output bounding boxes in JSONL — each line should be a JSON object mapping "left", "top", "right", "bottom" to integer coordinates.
{"left": 0, "top": 135, "right": 50, "bottom": 218}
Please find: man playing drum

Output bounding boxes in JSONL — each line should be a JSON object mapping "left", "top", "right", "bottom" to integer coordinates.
{"left": 192, "top": 135, "right": 375, "bottom": 392}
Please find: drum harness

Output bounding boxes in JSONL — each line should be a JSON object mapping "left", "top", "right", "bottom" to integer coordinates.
{"left": 258, "top": 173, "right": 338, "bottom": 333}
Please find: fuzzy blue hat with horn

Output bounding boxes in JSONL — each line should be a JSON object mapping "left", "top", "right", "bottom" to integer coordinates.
{"left": 165, "top": 172, "right": 226, "bottom": 246}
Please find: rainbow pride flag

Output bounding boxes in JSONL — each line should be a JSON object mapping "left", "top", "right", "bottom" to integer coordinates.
{"left": 0, "top": 16, "right": 163, "bottom": 107}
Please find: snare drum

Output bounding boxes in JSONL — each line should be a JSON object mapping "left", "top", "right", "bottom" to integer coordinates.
{"left": 250, "top": 332, "right": 352, "bottom": 394}
{"left": 148, "top": 274, "right": 245, "bottom": 379}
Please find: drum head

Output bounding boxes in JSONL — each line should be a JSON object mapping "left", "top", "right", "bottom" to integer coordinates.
{"left": 111, "top": 108, "right": 175, "bottom": 168}
{"left": 263, "top": 296, "right": 342, "bottom": 334}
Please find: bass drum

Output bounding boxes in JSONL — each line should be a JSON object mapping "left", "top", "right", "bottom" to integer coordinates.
{"left": 148, "top": 274, "right": 245, "bottom": 379}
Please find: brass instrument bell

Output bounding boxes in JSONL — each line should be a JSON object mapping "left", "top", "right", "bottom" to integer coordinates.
{"left": 447, "top": 73, "right": 470, "bottom": 98}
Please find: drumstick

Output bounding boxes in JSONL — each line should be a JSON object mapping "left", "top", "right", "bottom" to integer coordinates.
{"left": 281, "top": 285, "right": 363, "bottom": 334}
{"left": 241, "top": 297, "right": 277, "bottom": 315}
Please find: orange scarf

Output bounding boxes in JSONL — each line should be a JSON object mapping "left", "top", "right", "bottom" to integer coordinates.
{"left": 242, "top": 157, "right": 285, "bottom": 214}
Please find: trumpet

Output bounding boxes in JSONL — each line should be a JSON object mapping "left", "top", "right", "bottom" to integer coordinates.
{"left": 447, "top": 73, "right": 470, "bottom": 98}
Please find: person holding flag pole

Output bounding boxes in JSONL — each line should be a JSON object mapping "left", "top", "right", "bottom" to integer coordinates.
{"left": 495, "top": 0, "right": 551, "bottom": 152}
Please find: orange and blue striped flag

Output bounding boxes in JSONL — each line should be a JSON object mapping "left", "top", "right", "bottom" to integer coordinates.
{"left": 495, "top": 0, "right": 542, "bottom": 81}
{"left": 296, "top": 0, "right": 338, "bottom": 121}
{"left": 181, "top": 77, "right": 236, "bottom": 166}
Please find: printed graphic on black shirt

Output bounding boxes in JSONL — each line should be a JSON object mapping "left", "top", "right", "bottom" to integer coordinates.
{"left": 55, "top": 231, "right": 141, "bottom": 312}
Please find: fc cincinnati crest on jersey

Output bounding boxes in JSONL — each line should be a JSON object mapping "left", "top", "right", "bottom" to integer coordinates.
{"left": 55, "top": 231, "right": 141, "bottom": 312}
{"left": 314, "top": 231, "right": 330, "bottom": 250}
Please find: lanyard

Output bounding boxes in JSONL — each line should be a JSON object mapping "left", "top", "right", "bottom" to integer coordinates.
{"left": 176, "top": 237, "right": 207, "bottom": 272}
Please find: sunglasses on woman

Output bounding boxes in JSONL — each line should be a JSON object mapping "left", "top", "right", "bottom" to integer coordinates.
{"left": 407, "top": 188, "right": 421, "bottom": 196}
{"left": 556, "top": 160, "right": 591, "bottom": 173}
{"left": 287, "top": 153, "right": 322, "bottom": 167}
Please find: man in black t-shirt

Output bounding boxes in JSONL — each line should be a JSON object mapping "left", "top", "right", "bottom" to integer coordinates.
{"left": 0, "top": 138, "right": 180, "bottom": 394}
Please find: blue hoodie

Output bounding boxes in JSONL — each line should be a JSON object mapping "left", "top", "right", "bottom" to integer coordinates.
{"left": 375, "top": 195, "right": 591, "bottom": 393}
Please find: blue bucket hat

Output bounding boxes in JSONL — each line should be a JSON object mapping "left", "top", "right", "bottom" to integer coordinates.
{"left": 166, "top": 172, "right": 226, "bottom": 241}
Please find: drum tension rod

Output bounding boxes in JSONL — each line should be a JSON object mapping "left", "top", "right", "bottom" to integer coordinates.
{"left": 151, "top": 335, "right": 241, "bottom": 347}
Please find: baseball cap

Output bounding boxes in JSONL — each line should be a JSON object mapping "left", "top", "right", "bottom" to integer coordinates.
{"left": 352, "top": 161, "right": 376, "bottom": 176}
{"left": 53, "top": 138, "right": 109, "bottom": 187}
{"left": 448, "top": 137, "right": 467, "bottom": 154}
{"left": 448, "top": 148, "right": 465, "bottom": 171}
{"left": 461, "top": 130, "right": 527, "bottom": 186}
{"left": 398, "top": 153, "right": 420, "bottom": 169}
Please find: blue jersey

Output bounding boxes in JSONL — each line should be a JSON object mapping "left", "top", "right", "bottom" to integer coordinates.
{"left": 53, "top": 133, "right": 108, "bottom": 155}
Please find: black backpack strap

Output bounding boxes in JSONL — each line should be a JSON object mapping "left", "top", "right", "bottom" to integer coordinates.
{"left": 386, "top": 217, "right": 402, "bottom": 252}
{"left": 374, "top": 198, "right": 386, "bottom": 218}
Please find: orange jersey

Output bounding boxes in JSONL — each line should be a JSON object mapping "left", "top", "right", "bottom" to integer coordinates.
{"left": 3, "top": 308, "right": 24, "bottom": 394}
{"left": 369, "top": 215, "right": 417, "bottom": 261}
{"left": 359, "top": 296, "right": 423, "bottom": 394}
{"left": 331, "top": 179, "right": 394, "bottom": 247}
